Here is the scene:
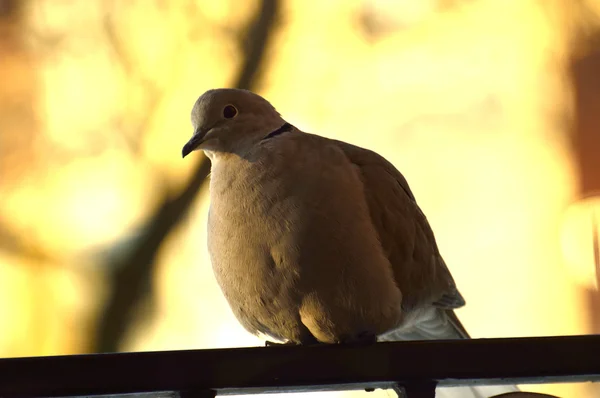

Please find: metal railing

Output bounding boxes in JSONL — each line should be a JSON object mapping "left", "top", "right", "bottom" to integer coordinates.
{"left": 0, "top": 335, "right": 598, "bottom": 398}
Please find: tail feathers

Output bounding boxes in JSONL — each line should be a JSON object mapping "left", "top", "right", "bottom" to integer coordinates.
{"left": 378, "top": 308, "right": 468, "bottom": 341}
{"left": 430, "top": 386, "right": 520, "bottom": 398}
{"left": 380, "top": 308, "right": 520, "bottom": 398}
{"left": 431, "top": 391, "right": 559, "bottom": 398}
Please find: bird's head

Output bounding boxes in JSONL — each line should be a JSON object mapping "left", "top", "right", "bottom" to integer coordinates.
{"left": 182, "top": 88, "right": 286, "bottom": 159}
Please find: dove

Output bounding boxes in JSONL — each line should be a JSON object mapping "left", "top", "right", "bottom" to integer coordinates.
{"left": 181, "top": 88, "right": 553, "bottom": 398}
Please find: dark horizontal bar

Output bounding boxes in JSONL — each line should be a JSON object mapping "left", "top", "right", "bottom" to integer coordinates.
{"left": 0, "top": 335, "right": 599, "bottom": 398}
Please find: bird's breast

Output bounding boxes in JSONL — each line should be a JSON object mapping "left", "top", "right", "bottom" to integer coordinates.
{"left": 205, "top": 141, "right": 403, "bottom": 341}
{"left": 206, "top": 154, "right": 307, "bottom": 333}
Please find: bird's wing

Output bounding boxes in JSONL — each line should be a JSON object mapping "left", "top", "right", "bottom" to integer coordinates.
{"left": 332, "top": 140, "right": 528, "bottom": 398}
{"left": 333, "top": 139, "right": 464, "bottom": 313}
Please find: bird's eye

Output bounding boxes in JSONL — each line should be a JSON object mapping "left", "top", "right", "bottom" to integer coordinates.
{"left": 223, "top": 105, "right": 238, "bottom": 119}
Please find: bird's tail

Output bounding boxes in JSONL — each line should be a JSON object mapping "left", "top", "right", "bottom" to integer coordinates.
{"left": 378, "top": 308, "right": 521, "bottom": 398}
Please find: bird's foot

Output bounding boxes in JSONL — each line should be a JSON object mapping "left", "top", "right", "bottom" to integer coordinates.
{"left": 265, "top": 340, "right": 297, "bottom": 347}
{"left": 266, "top": 331, "right": 377, "bottom": 347}
{"left": 266, "top": 338, "right": 327, "bottom": 347}
{"left": 340, "top": 331, "right": 377, "bottom": 346}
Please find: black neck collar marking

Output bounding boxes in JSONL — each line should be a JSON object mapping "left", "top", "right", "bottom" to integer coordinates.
{"left": 262, "top": 122, "right": 294, "bottom": 141}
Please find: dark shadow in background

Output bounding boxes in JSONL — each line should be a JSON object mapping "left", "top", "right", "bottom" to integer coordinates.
{"left": 92, "top": 0, "right": 281, "bottom": 353}
{"left": 568, "top": 12, "right": 600, "bottom": 397}
{"left": 570, "top": 31, "right": 600, "bottom": 329}
{"left": 571, "top": 33, "right": 600, "bottom": 197}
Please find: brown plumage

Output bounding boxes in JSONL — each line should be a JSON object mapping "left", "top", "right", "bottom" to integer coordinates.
{"left": 182, "top": 88, "right": 464, "bottom": 344}
{"left": 182, "top": 88, "right": 540, "bottom": 398}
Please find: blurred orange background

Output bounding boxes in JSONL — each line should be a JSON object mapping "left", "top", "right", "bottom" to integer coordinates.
{"left": 1, "top": 0, "right": 600, "bottom": 397}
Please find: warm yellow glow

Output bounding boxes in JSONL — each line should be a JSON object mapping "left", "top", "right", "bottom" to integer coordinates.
{"left": 561, "top": 195, "right": 600, "bottom": 289}
{"left": 0, "top": 253, "right": 36, "bottom": 357}
{"left": 2, "top": 151, "right": 157, "bottom": 255}
{"left": 1, "top": 0, "right": 596, "bottom": 396}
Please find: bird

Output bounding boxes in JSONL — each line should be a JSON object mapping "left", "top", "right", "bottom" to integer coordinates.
{"left": 181, "top": 88, "right": 554, "bottom": 398}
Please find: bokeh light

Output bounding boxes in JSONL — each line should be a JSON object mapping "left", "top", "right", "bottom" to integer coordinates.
{"left": 1, "top": 0, "right": 600, "bottom": 397}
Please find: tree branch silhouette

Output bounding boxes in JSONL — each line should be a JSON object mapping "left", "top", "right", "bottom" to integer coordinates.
{"left": 93, "top": 0, "right": 280, "bottom": 353}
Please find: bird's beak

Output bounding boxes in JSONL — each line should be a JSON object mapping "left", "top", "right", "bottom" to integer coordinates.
{"left": 182, "top": 128, "right": 207, "bottom": 158}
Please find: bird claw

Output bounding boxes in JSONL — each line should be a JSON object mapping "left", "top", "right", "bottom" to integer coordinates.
{"left": 265, "top": 340, "right": 296, "bottom": 347}
{"left": 340, "top": 331, "right": 377, "bottom": 345}
{"left": 266, "top": 332, "right": 377, "bottom": 347}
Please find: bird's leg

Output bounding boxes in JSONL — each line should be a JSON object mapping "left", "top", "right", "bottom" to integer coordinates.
{"left": 265, "top": 332, "right": 325, "bottom": 347}
{"left": 266, "top": 332, "right": 377, "bottom": 346}
{"left": 265, "top": 340, "right": 298, "bottom": 347}
{"left": 340, "top": 331, "right": 378, "bottom": 345}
